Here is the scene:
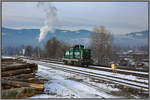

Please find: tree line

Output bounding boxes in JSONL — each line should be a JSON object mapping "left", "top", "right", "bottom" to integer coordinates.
{"left": 20, "top": 37, "right": 70, "bottom": 59}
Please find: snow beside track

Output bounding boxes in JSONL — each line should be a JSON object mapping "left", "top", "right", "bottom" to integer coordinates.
{"left": 30, "top": 64, "right": 125, "bottom": 98}
{"left": 24, "top": 59, "right": 148, "bottom": 89}
{"left": 37, "top": 61, "right": 148, "bottom": 84}
{"left": 34, "top": 59, "right": 148, "bottom": 75}
{"left": 89, "top": 65, "right": 148, "bottom": 75}
{"left": 2, "top": 56, "right": 16, "bottom": 59}
{"left": 22, "top": 60, "right": 148, "bottom": 98}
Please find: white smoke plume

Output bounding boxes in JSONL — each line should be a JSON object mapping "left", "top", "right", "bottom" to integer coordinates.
{"left": 37, "top": 2, "right": 58, "bottom": 42}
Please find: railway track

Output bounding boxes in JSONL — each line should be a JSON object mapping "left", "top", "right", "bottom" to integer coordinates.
{"left": 24, "top": 58, "right": 148, "bottom": 94}
{"left": 35, "top": 57, "right": 148, "bottom": 72}
{"left": 92, "top": 64, "right": 148, "bottom": 72}
{"left": 24, "top": 57, "right": 148, "bottom": 78}
{"left": 87, "top": 66, "right": 148, "bottom": 78}
{"left": 21, "top": 57, "right": 148, "bottom": 71}
{"left": 40, "top": 59, "right": 148, "bottom": 83}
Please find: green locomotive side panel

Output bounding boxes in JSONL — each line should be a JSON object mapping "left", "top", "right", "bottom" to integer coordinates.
{"left": 81, "top": 50, "right": 83, "bottom": 59}
{"left": 69, "top": 48, "right": 74, "bottom": 59}
{"left": 83, "top": 49, "right": 91, "bottom": 59}
{"left": 74, "top": 49, "right": 82, "bottom": 59}
{"left": 64, "top": 49, "right": 83, "bottom": 60}
{"left": 64, "top": 48, "right": 91, "bottom": 62}
{"left": 64, "top": 50, "right": 70, "bottom": 58}
{"left": 63, "top": 46, "right": 92, "bottom": 65}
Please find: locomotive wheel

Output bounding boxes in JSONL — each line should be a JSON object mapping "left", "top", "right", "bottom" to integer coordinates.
{"left": 78, "top": 62, "right": 83, "bottom": 67}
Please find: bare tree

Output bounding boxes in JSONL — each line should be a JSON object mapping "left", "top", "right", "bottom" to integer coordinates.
{"left": 44, "top": 37, "right": 70, "bottom": 59}
{"left": 90, "top": 26, "right": 116, "bottom": 65}
{"left": 45, "top": 37, "right": 58, "bottom": 58}
{"left": 25, "top": 45, "right": 33, "bottom": 57}
{"left": 56, "top": 41, "right": 70, "bottom": 59}
{"left": 32, "top": 46, "right": 41, "bottom": 57}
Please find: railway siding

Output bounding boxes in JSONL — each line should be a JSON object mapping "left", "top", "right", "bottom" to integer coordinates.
{"left": 24, "top": 57, "right": 148, "bottom": 78}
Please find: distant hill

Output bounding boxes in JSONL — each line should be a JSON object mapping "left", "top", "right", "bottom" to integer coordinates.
{"left": 2, "top": 27, "right": 91, "bottom": 48}
{"left": 114, "top": 30, "right": 148, "bottom": 47}
{"left": 125, "top": 30, "right": 148, "bottom": 39}
{"left": 2, "top": 27, "right": 148, "bottom": 48}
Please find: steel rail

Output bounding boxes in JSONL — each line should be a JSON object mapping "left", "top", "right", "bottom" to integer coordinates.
{"left": 31, "top": 59, "right": 148, "bottom": 92}
{"left": 36, "top": 58, "right": 148, "bottom": 78}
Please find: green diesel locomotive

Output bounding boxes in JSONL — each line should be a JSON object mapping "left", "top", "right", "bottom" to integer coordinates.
{"left": 62, "top": 45, "right": 91, "bottom": 67}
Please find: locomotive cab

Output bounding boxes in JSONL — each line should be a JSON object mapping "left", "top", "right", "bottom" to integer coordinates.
{"left": 74, "top": 45, "right": 84, "bottom": 49}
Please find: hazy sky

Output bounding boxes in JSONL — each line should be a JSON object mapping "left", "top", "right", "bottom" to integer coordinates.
{"left": 2, "top": 2, "right": 148, "bottom": 34}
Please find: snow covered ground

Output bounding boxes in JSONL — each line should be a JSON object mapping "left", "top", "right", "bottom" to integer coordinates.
{"left": 37, "top": 62, "right": 148, "bottom": 89}
{"left": 2, "top": 56, "right": 16, "bottom": 59}
{"left": 27, "top": 63, "right": 146, "bottom": 98}
{"left": 30, "top": 64, "right": 127, "bottom": 98}
{"left": 2, "top": 57, "right": 148, "bottom": 98}
{"left": 20, "top": 59, "right": 148, "bottom": 98}
{"left": 90, "top": 65, "right": 148, "bottom": 75}
{"left": 34, "top": 61, "right": 148, "bottom": 83}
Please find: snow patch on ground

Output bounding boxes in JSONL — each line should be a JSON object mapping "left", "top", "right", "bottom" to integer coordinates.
{"left": 31, "top": 64, "right": 125, "bottom": 98}
{"left": 22, "top": 59, "right": 144, "bottom": 98}
{"left": 44, "top": 80, "right": 79, "bottom": 98}
{"left": 46, "top": 62, "right": 148, "bottom": 83}
{"left": 2, "top": 56, "right": 16, "bottom": 59}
